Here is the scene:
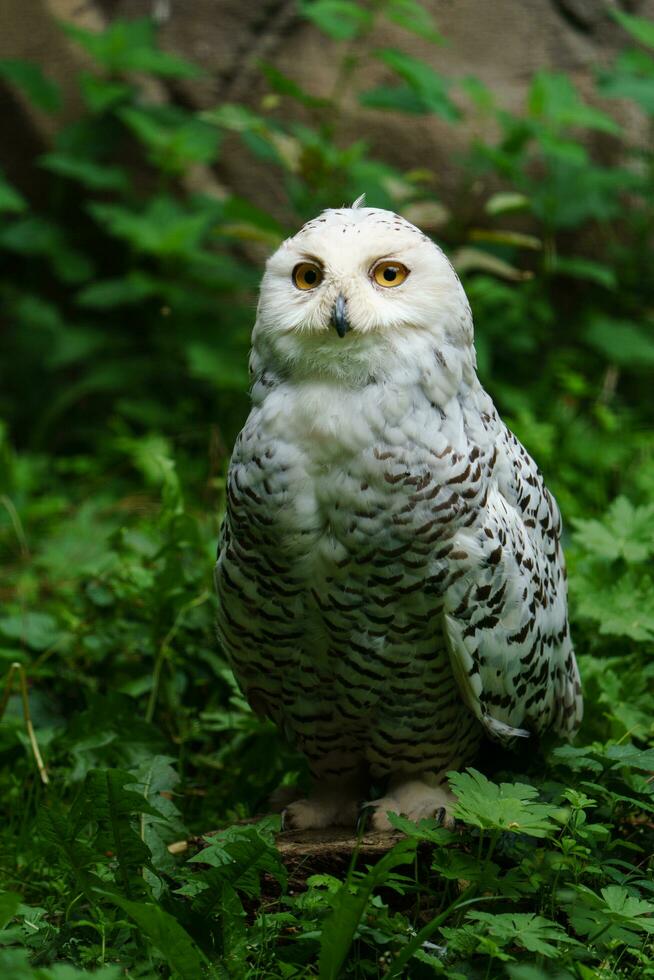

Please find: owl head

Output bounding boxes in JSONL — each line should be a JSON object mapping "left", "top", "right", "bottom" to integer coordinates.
{"left": 252, "top": 200, "right": 476, "bottom": 391}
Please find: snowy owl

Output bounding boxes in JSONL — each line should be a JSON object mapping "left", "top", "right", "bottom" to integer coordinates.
{"left": 215, "top": 200, "right": 582, "bottom": 831}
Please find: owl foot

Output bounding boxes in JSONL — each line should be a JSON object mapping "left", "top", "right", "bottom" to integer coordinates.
{"left": 281, "top": 793, "right": 360, "bottom": 831}
{"left": 366, "top": 779, "right": 457, "bottom": 832}
{"left": 268, "top": 784, "right": 303, "bottom": 813}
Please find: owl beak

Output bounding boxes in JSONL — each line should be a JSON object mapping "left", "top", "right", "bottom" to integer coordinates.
{"left": 331, "top": 294, "right": 351, "bottom": 338}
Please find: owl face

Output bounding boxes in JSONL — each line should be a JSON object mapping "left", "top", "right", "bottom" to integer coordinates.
{"left": 253, "top": 205, "right": 473, "bottom": 384}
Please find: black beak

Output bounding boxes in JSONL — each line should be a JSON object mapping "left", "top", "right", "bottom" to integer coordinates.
{"left": 331, "top": 294, "right": 351, "bottom": 338}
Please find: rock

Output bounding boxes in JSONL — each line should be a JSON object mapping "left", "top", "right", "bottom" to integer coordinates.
{"left": 1, "top": 0, "right": 651, "bottom": 210}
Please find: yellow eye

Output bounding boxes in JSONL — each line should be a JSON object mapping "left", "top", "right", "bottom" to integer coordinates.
{"left": 292, "top": 262, "right": 323, "bottom": 290}
{"left": 372, "top": 260, "right": 409, "bottom": 288}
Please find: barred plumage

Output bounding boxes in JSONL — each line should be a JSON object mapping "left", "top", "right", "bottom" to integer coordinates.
{"left": 215, "top": 204, "right": 582, "bottom": 830}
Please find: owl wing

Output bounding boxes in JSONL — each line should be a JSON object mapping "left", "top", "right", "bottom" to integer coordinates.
{"left": 442, "top": 423, "right": 582, "bottom": 745}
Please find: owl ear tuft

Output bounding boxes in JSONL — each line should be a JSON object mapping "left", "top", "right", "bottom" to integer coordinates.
{"left": 351, "top": 193, "right": 366, "bottom": 209}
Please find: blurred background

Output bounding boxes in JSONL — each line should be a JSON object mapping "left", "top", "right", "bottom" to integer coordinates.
{"left": 0, "top": 2, "right": 653, "bottom": 971}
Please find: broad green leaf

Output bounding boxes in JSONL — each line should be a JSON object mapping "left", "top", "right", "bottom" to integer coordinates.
{"left": 75, "top": 273, "right": 159, "bottom": 309}
{"left": 552, "top": 256, "right": 616, "bottom": 289}
{"left": 88, "top": 198, "right": 210, "bottom": 256}
{"left": 39, "top": 153, "right": 129, "bottom": 192}
{"left": 448, "top": 910, "right": 578, "bottom": 958}
{"left": 75, "top": 768, "right": 159, "bottom": 898}
{"left": 574, "top": 571, "right": 654, "bottom": 641}
{"left": 186, "top": 343, "right": 249, "bottom": 391}
{"left": 584, "top": 316, "right": 654, "bottom": 369}
{"left": 449, "top": 769, "right": 560, "bottom": 837}
{"left": 372, "top": 49, "right": 460, "bottom": 120}
{"left": 62, "top": 19, "right": 202, "bottom": 78}
{"left": 318, "top": 838, "right": 417, "bottom": 980}
{"left": 0, "top": 173, "right": 26, "bottom": 213}
{"left": 186, "top": 822, "right": 286, "bottom": 908}
{"left": 297, "top": 0, "right": 373, "bottom": 40}
{"left": 36, "top": 501, "right": 118, "bottom": 579}
{"left": 260, "top": 64, "right": 330, "bottom": 108}
{"left": 78, "top": 72, "right": 134, "bottom": 113}
{"left": 98, "top": 892, "right": 210, "bottom": 979}
{"left": 600, "top": 48, "right": 654, "bottom": 114}
{"left": 612, "top": 10, "right": 654, "bottom": 49}
{"left": 0, "top": 891, "right": 21, "bottom": 930}
{"left": 39, "top": 805, "right": 100, "bottom": 899}
{"left": 0, "top": 60, "right": 61, "bottom": 112}
{"left": 604, "top": 743, "right": 654, "bottom": 771}
{"left": 549, "top": 745, "right": 604, "bottom": 774}
{"left": 386, "top": 811, "right": 453, "bottom": 845}
{"left": 572, "top": 496, "right": 654, "bottom": 563}
{"left": 528, "top": 71, "right": 620, "bottom": 134}
{"left": 567, "top": 883, "right": 654, "bottom": 946}
{"left": 118, "top": 105, "right": 220, "bottom": 174}
{"left": 359, "top": 84, "right": 430, "bottom": 115}
{"left": 384, "top": 0, "right": 443, "bottom": 44}
{"left": 0, "top": 612, "right": 60, "bottom": 651}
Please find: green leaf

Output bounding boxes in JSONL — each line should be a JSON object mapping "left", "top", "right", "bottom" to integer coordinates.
{"left": 371, "top": 49, "right": 460, "bottom": 120}
{"left": 0, "top": 216, "right": 94, "bottom": 282}
{"left": 449, "top": 769, "right": 560, "bottom": 837}
{"left": 39, "top": 804, "right": 100, "bottom": 899}
{"left": 297, "top": 0, "right": 373, "bottom": 40}
{"left": 118, "top": 105, "right": 220, "bottom": 175}
{"left": 603, "top": 743, "right": 654, "bottom": 772}
{"left": 88, "top": 197, "right": 210, "bottom": 256}
{"left": 384, "top": 0, "right": 444, "bottom": 44}
{"left": 75, "top": 768, "right": 159, "bottom": 898}
{"left": 0, "top": 891, "right": 21, "bottom": 930}
{"left": 98, "top": 892, "right": 210, "bottom": 979}
{"left": 572, "top": 496, "right": 654, "bottom": 563}
{"left": 318, "top": 839, "right": 417, "bottom": 980}
{"left": 0, "top": 612, "right": 60, "bottom": 651}
{"left": 75, "top": 273, "right": 159, "bottom": 309}
{"left": 584, "top": 316, "right": 654, "bottom": 369}
{"left": 36, "top": 501, "right": 118, "bottom": 579}
{"left": 612, "top": 10, "right": 654, "bottom": 49}
{"left": 552, "top": 256, "right": 616, "bottom": 289}
{"left": 600, "top": 51, "right": 654, "bottom": 113}
{"left": 567, "top": 884, "right": 654, "bottom": 947}
{"left": 62, "top": 18, "right": 202, "bottom": 78}
{"left": 186, "top": 343, "right": 249, "bottom": 391}
{"left": 260, "top": 64, "right": 330, "bottom": 108}
{"left": 450, "top": 910, "right": 578, "bottom": 958}
{"left": 0, "top": 172, "right": 27, "bottom": 213}
{"left": 359, "top": 84, "right": 429, "bottom": 114}
{"left": 386, "top": 811, "right": 453, "bottom": 844}
{"left": 0, "top": 59, "right": 61, "bottom": 112}
{"left": 528, "top": 71, "right": 620, "bottom": 134}
{"left": 78, "top": 72, "right": 134, "bottom": 113}
{"left": 186, "top": 822, "right": 286, "bottom": 908}
{"left": 39, "top": 152, "right": 129, "bottom": 191}
{"left": 573, "top": 570, "right": 654, "bottom": 641}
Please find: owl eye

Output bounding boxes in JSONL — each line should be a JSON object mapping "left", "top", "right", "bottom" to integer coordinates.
{"left": 293, "top": 262, "right": 323, "bottom": 290}
{"left": 372, "top": 260, "right": 409, "bottom": 288}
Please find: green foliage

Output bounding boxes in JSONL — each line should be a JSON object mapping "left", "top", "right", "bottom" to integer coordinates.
{"left": 0, "top": 2, "right": 653, "bottom": 978}
{"left": 449, "top": 769, "right": 562, "bottom": 838}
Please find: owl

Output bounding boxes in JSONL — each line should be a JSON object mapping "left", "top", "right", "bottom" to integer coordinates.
{"left": 215, "top": 199, "right": 582, "bottom": 831}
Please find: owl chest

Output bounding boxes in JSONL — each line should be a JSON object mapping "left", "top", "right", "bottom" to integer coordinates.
{"left": 229, "top": 386, "right": 487, "bottom": 613}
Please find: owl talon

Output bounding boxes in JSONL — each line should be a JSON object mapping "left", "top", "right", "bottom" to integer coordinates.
{"left": 357, "top": 802, "right": 376, "bottom": 833}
